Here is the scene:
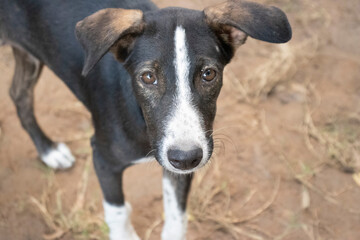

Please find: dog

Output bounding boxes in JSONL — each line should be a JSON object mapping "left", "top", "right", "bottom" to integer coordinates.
{"left": 0, "top": 0, "right": 291, "bottom": 239}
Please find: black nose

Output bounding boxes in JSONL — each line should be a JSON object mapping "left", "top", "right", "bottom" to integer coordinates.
{"left": 167, "top": 148, "right": 203, "bottom": 170}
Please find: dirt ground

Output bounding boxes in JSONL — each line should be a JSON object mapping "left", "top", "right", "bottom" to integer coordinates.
{"left": 1, "top": 0, "right": 360, "bottom": 239}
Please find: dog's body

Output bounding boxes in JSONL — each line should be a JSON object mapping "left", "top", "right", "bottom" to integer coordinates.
{"left": 0, "top": 0, "right": 291, "bottom": 239}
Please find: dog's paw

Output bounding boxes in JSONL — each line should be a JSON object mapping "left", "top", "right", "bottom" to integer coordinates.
{"left": 110, "top": 231, "right": 140, "bottom": 240}
{"left": 41, "top": 143, "right": 75, "bottom": 169}
{"left": 104, "top": 202, "right": 141, "bottom": 240}
{"left": 161, "top": 214, "right": 187, "bottom": 240}
{"left": 161, "top": 230, "right": 186, "bottom": 240}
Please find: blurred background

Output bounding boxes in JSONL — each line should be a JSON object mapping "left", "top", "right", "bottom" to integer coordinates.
{"left": 1, "top": 0, "right": 360, "bottom": 239}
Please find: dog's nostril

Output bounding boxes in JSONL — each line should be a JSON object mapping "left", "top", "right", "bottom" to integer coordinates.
{"left": 167, "top": 148, "right": 203, "bottom": 170}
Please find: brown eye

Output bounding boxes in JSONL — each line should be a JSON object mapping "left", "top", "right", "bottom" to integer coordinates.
{"left": 201, "top": 68, "right": 216, "bottom": 81}
{"left": 141, "top": 72, "right": 157, "bottom": 85}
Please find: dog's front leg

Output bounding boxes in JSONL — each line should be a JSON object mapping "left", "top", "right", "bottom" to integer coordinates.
{"left": 93, "top": 147, "right": 140, "bottom": 240}
{"left": 162, "top": 170, "right": 193, "bottom": 240}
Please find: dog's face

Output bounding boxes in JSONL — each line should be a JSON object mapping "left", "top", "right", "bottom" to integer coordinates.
{"left": 122, "top": 9, "right": 227, "bottom": 174}
{"left": 76, "top": 0, "right": 291, "bottom": 174}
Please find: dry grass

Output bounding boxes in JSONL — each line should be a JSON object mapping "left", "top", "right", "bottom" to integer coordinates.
{"left": 231, "top": 0, "right": 330, "bottom": 104}
{"left": 232, "top": 35, "right": 320, "bottom": 104}
{"left": 293, "top": 77, "right": 360, "bottom": 173}
{"left": 303, "top": 105, "right": 360, "bottom": 173}
{"left": 256, "top": 107, "right": 360, "bottom": 239}
{"left": 187, "top": 157, "right": 281, "bottom": 240}
{"left": 30, "top": 155, "right": 108, "bottom": 240}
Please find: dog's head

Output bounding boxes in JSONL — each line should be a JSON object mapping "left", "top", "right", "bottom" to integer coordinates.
{"left": 76, "top": 0, "right": 291, "bottom": 174}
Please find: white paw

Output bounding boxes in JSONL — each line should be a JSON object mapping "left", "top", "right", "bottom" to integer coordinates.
{"left": 161, "top": 211, "right": 187, "bottom": 240}
{"left": 104, "top": 201, "right": 141, "bottom": 240}
{"left": 161, "top": 222, "right": 186, "bottom": 240}
{"left": 41, "top": 143, "right": 75, "bottom": 169}
{"left": 110, "top": 229, "right": 140, "bottom": 240}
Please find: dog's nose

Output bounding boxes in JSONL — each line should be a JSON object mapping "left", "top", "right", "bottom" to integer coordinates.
{"left": 167, "top": 148, "right": 203, "bottom": 170}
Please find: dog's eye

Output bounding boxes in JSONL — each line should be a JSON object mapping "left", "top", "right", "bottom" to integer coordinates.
{"left": 141, "top": 72, "right": 157, "bottom": 85}
{"left": 201, "top": 68, "right": 216, "bottom": 82}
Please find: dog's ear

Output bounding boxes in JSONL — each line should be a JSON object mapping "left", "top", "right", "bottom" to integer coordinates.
{"left": 75, "top": 8, "right": 144, "bottom": 76}
{"left": 204, "top": 0, "right": 291, "bottom": 51}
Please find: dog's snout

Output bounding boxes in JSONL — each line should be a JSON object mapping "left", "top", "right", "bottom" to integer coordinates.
{"left": 167, "top": 148, "right": 203, "bottom": 170}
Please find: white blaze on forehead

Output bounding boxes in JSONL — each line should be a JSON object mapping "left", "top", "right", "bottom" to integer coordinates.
{"left": 174, "top": 26, "right": 191, "bottom": 98}
{"left": 160, "top": 26, "right": 209, "bottom": 173}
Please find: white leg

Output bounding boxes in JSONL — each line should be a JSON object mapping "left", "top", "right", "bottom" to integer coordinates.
{"left": 41, "top": 142, "right": 75, "bottom": 169}
{"left": 161, "top": 176, "right": 187, "bottom": 240}
{"left": 103, "top": 201, "right": 141, "bottom": 240}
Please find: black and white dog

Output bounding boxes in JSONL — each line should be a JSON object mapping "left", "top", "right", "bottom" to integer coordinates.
{"left": 0, "top": 0, "right": 291, "bottom": 239}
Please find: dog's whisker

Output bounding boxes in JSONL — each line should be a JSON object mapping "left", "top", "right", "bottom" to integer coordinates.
{"left": 209, "top": 126, "right": 240, "bottom": 137}
{"left": 145, "top": 149, "right": 157, "bottom": 158}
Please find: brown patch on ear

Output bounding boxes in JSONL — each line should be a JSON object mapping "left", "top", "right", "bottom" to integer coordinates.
{"left": 204, "top": 0, "right": 251, "bottom": 50}
{"left": 204, "top": 0, "right": 292, "bottom": 49}
{"left": 75, "top": 8, "right": 144, "bottom": 76}
{"left": 204, "top": 1, "right": 252, "bottom": 27}
{"left": 218, "top": 25, "right": 248, "bottom": 49}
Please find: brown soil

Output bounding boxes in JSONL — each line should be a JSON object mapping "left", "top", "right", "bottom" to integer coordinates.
{"left": 1, "top": 0, "right": 360, "bottom": 239}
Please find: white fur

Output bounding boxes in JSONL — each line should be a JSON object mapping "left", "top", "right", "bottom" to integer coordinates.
{"left": 131, "top": 156, "right": 155, "bottom": 164}
{"left": 162, "top": 176, "right": 187, "bottom": 240}
{"left": 160, "top": 26, "right": 208, "bottom": 174}
{"left": 103, "top": 201, "right": 140, "bottom": 240}
{"left": 40, "top": 143, "right": 75, "bottom": 169}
